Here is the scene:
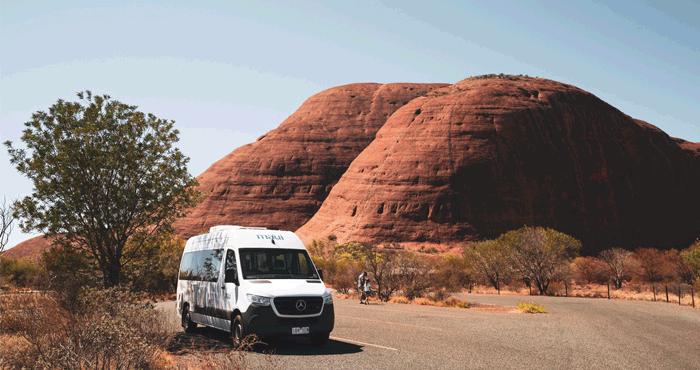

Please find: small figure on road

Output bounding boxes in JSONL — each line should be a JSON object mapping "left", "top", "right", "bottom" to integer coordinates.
{"left": 358, "top": 271, "right": 366, "bottom": 304}
{"left": 363, "top": 278, "right": 371, "bottom": 305}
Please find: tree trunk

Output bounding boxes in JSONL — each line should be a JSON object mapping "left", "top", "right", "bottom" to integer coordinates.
{"left": 103, "top": 263, "right": 122, "bottom": 288}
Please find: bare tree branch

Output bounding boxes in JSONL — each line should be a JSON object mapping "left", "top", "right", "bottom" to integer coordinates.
{"left": 0, "top": 195, "right": 15, "bottom": 254}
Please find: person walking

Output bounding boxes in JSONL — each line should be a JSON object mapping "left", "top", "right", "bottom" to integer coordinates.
{"left": 363, "top": 278, "right": 371, "bottom": 305}
{"left": 358, "top": 271, "right": 366, "bottom": 304}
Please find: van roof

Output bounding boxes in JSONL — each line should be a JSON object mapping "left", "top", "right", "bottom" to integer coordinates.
{"left": 209, "top": 225, "right": 267, "bottom": 233}
{"left": 184, "top": 226, "right": 305, "bottom": 253}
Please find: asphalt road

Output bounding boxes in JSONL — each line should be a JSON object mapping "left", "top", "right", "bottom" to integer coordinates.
{"left": 157, "top": 293, "right": 700, "bottom": 369}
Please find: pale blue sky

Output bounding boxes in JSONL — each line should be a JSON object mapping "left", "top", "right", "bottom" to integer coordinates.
{"left": 2, "top": 0, "right": 699, "bottom": 249}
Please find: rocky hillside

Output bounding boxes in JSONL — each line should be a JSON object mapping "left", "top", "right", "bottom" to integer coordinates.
{"left": 9, "top": 76, "right": 700, "bottom": 258}
{"left": 172, "top": 82, "right": 448, "bottom": 237}
{"left": 296, "top": 76, "right": 700, "bottom": 253}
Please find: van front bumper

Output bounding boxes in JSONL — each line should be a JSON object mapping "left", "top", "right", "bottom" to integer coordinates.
{"left": 242, "top": 304, "right": 335, "bottom": 337}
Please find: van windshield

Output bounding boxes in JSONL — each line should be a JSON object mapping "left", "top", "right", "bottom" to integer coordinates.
{"left": 239, "top": 248, "right": 319, "bottom": 280}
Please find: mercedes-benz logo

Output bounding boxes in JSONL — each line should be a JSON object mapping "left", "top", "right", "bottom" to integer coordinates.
{"left": 295, "top": 299, "right": 307, "bottom": 311}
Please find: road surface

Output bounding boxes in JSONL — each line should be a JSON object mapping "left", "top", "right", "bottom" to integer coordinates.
{"left": 157, "top": 293, "right": 700, "bottom": 369}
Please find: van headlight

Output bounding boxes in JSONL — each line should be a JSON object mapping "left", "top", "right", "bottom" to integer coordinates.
{"left": 247, "top": 294, "right": 271, "bottom": 306}
{"left": 323, "top": 292, "right": 333, "bottom": 305}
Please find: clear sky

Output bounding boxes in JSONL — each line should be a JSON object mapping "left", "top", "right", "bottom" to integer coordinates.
{"left": 1, "top": 0, "right": 699, "bottom": 250}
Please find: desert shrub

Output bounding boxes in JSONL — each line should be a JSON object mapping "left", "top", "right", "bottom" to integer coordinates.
{"left": 0, "top": 256, "right": 47, "bottom": 289}
{"left": 41, "top": 245, "right": 98, "bottom": 310}
{"left": 464, "top": 239, "right": 513, "bottom": 293}
{"left": 330, "top": 258, "right": 363, "bottom": 294}
{"left": 389, "top": 296, "right": 410, "bottom": 304}
{"left": 633, "top": 247, "right": 678, "bottom": 300}
{"left": 123, "top": 233, "right": 187, "bottom": 298}
{"left": 431, "top": 253, "right": 474, "bottom": 298}
{"left": 439, "top": 297, "right": 469, "bottom": 308}
{"left": 571, "top": 256, "right": 608, "bottom": 285}
{"left": 680, "top": 240, "right": 700, "bottom": 286}
{"left": 598, "top": 248, "right": 636, "bottom": 288}
{"left": 360, "top": 245, "right": 402, "bottom": 302}
{"left": 412, "top": 297, "right": 434, "bottom": 306}
{"left": 501, "top": 227, "right": 580, "bottom": 295}
{"left": 395, "top": 252, "right": 433, "bottom": 300}
{"left": 319, "top": 241, "right": 402, "bottom": 301}
{"left": 308, "top": 238, "right": 363, "bottom": 294}
{"left": 0, "top": 287, "right": 173, "bottom": 369}
{"left": 517, "top": 301, "right": 547, "bottom": 313}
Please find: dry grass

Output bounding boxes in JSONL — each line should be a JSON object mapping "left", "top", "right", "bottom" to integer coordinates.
{"left": 388, "top": 295, "right": 470, "bottom": 309}
{"left": 166, "top": 335, "right": 282, "bottom": 370}
{"left": 0, "top": 289, "right": 177, "bottom": 369}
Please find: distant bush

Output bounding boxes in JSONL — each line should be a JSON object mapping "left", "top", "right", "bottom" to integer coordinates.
{"left": 517, "top": 301, "right": 547, "bottom": 314}
{"left": 472, "top": 73, "right": 533, "bottom": 81}
{"left": 571, "top": 256, "right": 608, "bottom": 285}
{"left": 439, "top": 297, "right": 470, "bottom": 308}
{"left": 681, "top": 240, "right": 700, "bottom": 288}
{"left": 0, "top": 256, "right": 46, "bottom": 289}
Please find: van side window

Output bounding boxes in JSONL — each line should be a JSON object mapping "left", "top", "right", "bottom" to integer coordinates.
{"left": 179, "top": 252, "right": 197, "bottom": 280}
{"left": 179, "top": 249, "right": 224, "bottom": 282}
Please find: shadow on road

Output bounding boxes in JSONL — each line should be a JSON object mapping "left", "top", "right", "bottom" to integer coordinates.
{"left": 169, "top": 327, "right": 361, "bottom": 356}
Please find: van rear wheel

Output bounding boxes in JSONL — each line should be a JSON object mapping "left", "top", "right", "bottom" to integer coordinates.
{"left": 182, "top": 306, "right": 196, "bottom": 333}
{"left": 232, "top": 315, "right": 246, "bottom": 348}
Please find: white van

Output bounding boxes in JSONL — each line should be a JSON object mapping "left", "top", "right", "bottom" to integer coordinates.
{"left": 176, "top": 225, "right": 334, "bottom": 346}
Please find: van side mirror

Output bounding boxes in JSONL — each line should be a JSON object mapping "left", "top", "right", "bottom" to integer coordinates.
{"left": 225, "top": 268, "right": 239, "bottom": 285}
{"left": 317, "top": 269, "right": 324, "bottom": 281}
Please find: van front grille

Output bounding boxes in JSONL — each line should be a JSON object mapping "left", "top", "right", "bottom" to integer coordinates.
{"left": 273, "top": 296, "right": 323, "bottom": 315}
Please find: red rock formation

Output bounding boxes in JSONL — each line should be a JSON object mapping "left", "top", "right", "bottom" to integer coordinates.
{"left": 173, "top": 83, "right": 448, "bottom": 238}
{"left": 2, "top": 235, "right": 54, "bottom": 261}
{"left": 10, "top": 77, "right": 700, "bottom": 259}
{"left": 297, "top": 76, "right": 700, "bottom": 254}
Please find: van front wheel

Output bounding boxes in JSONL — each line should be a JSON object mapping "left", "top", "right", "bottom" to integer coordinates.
{"left": 232, "top": 315, "right": 246, "bottom": 348}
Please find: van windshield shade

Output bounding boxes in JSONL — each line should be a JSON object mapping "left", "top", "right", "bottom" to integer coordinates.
{"left": 240, "top": 248, "right": 319, "bottom": 280}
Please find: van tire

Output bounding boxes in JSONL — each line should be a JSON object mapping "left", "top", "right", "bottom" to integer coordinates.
{"left": 310, "top": 332, "right": 330, "bottom": 346}
{"left": 232, "top": 314, "right": 246, "bottom": 348}
{"left": 182, "top": 306, "right": 196, "bottom": 333}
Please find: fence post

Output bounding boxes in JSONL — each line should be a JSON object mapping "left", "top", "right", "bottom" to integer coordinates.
{"left": 665, "top": 285, "right": 669, "bottom": 303}
{"left": 607, "top": 282, "right": 610, "bottom": 299}
{"left": 678, "top": 286, "right": 682, "bottom": 306}
{"left": 692, "top": 287, "right": 695, "bottom": 308}
{"left": 565, "top": 283, "right": 568, "bottom": 297}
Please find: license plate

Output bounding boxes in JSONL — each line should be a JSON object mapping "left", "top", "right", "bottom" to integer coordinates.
{"left": 292, "top": 327, "right": 309, "bottom": 335}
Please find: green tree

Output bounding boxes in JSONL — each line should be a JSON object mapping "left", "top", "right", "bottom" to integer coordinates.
{"left": 5, "top": 91, "right": 200, "bottom": 288}
{"left": 681, "top": 240, "right": 700, "bottom": 287}
{"left": 499, "top": 226, "right": 581, "bottom": 295}
{"left": 432, "top": 253, "right": 474, "bottom": 299}
{"left": 355, "top": 243, "right": 400, "bottom": 301}
{"left": 465, "top": 239, "right": 513, "bottom": 293}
